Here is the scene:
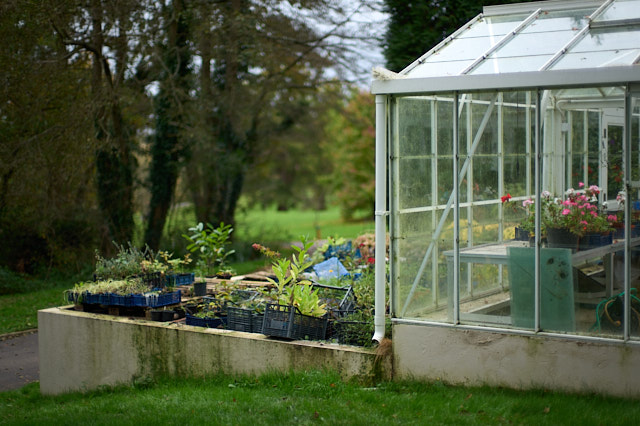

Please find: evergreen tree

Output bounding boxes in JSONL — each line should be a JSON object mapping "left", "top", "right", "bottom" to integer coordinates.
{"left": 383, "top": 0, "right": 528, "bottom": 72}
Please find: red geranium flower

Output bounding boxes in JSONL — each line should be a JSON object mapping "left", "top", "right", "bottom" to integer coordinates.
{"left": 501, "top": 194, "right": 512, "bottom": 203}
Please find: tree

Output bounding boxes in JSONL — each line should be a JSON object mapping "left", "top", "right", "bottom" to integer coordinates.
{"left": 322, "top": 89, "right": 375, "bottom": 220}
{"left": 144, "top": 0, "right": 192, "bottom": 251}
{"left": 185, "top": 0, "right": 344, "bottom": 226}
{"left": 383, "top": 0, "right": 529, "bottom": 72}
{"left": 0, "top": 0, "right": 98, "bottom": 271}
{"left": 51, "top": 0, "right": 154, "bottom": 251}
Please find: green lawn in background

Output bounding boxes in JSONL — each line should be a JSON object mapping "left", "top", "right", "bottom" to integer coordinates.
{"left": 158, "top": 203, "right": 374, "bottom": 249}
{"left": 236, "top": 205, "right": 375, "bottom": 242}
{"left": 2, "top": 370, "right": 638, "bottom": 425}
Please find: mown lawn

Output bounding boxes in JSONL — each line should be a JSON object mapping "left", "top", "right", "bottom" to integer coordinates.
{"left": 1, "top": 370, "right": 639, "bottom": 425}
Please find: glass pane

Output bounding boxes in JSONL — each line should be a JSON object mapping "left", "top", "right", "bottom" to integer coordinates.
{"left": 552, "top": 49, "right": 640, "bottom": 70}
{"left": 522, "top": 9, "right": 592, "bottom": 33}
{"left": 408, "top": 60, "right": 474, "bottom": 78}
{"left": 587, "top": 111, "right": 601, "bottom": 186}
{"left": 504, "top": 156, "right": 527, "bottom": 197}
{"left": 394, "top": 210, "right": 452, "bottom": 321}
{"left": 473, "top": 157, "right": 499, "bottom": 201}
{"left": 594, "top": 0, "right": 640, "bottom": 22}
{"left": 459, "top": 14, "right": 527, "bottom": 38}
{"left": 471, "top": 55, "right": 552, "bottom": 74}
{"left": 631, "top": 97, "right": 640, "bottom": 341}
{"left": 437, "top": 99, "right": 454, "bottom": 154}
{"left": 492, "top": 31, "right": 579, "bottom": 57}
{"left": 472, "top": 99, "right": 499, "bottom": 154}
{"left": 437, "top": 158, "right": 453, "bottom": 206}
{"left": 607, "top": 124, "right": 624, "bottom": 198}
{"left": 427, "top": 37, "right": 500, "bottom": 63}
{"left": 396, "top": 97, "right": 432, "bottom": 157}
{"left": 398, "top": 158, "right": 432, "bottom": 209}
{"left": 572, "top": 28, "right": 640, "bottom": 52}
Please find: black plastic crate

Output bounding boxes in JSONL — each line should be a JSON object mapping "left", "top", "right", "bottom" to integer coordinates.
{"left": 262, "top": 303, "right": 327, "bottom": 340}
{"left": 311, "top": 284, "right": 355, "bottom": 318}
{"left": 334, "top": 320, "right": 374, "bottom": 347}
{"left": 227, "top": 307, "right": 254, "bottom": 332}
{"left": 185, "top": 313, "right": 227, "bottom": 328}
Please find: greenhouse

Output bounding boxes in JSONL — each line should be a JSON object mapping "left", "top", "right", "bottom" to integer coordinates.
{"left": 371, "top": 0, "right": 640, "bottom": 396}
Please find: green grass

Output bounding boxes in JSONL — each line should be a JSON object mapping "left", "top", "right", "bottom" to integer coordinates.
{"left": 235, "top": 205, "right": 374, "bottom": 242}
{"left": 1, "top": 370, "right": 638, "bottom": 425}
{"left": 0, "top": 268, "right": 85, "bottom": 334}
{"left": 158, "top": 204, "right": 374, "bottom": 256}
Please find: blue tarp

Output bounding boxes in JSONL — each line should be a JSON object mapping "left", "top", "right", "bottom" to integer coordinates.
{"left": 313, "top": 256, "right": 349, "bottom": 280}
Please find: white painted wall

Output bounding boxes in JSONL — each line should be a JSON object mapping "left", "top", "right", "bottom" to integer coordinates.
{"left": 38, "top": 307, "right": 389, "bottom": 395}
{"left": 393, "top": 322, "right": 640, "bottom": 399}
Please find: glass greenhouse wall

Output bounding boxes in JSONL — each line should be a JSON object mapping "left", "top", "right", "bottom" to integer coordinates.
{"left": 373, "top": 0, "right": 640, "bottom": 343}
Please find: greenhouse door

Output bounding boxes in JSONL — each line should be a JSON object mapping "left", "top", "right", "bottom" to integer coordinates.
{"left": 602, "top": 117, "right": 624, "bottom": 202}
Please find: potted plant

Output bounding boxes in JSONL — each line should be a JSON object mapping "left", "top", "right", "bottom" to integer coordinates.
{"left": 161, "top": 252, "right": 194, "bottom": 286}
{"left": 506, "top": 184, "right": 615, "bottom": 250}
{"left": 256, "top": 237, "right": 329, "bottom": 340}
{"left": 183, "top": 222, "right": 235, "bottom": 277}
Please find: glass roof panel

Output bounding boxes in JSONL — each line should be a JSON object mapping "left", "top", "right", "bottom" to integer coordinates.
{"left": 593, "top": 0, "right": 640, "bottom": 21}
{"left": 570, "top": 27, "right": 640, "bottom": 52}
{"left": 551, "top": 49, "right": 640, "bottom": 70}
{"left": 471, "top": 55, "right": 552, "bottom": 74}
{"left": 425, "top": 36, "right": 501, "bottom": 63}
{"left": 402, "top": 0, "right": 640, "bottom": 78}
{"left": 520, "top": 9, "right": 592, "bottom": 34}
{"left": 407, "top": 60, "right": 475, "bottom": 78}
{"left": 490, "top": 30, "right": 580, "bottom": 57}
{"left": 458, "top": 14, "right": 528, "bottom": 38}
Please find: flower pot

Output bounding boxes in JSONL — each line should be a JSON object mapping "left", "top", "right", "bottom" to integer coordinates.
{"left": 579, "top": 232, "right": 613, "bottom": 251}
{"left": 546, "top": 227, "right": 579, "bottom": 251}
{"left": 193, "top": 281, "right": 207, "bottom": 296}
{"left": 514, "top": 226, "right": 530, "bottom": 241}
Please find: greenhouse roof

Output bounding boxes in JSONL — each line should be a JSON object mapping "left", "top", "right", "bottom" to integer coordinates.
{"left": 372, "top": 0, "right": 640, "bottom": 94}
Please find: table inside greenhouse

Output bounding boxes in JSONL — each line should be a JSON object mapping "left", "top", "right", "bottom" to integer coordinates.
{"left": 444, "top": 237, "right": 640, "bottom": 303}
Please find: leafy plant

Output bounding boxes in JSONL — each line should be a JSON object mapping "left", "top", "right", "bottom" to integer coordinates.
{"left": 159, "top": 251, "right": 192, "bottom": 274}
{"left": 94, "top": 243, "right": 147, "bottom": 280}
{"left": 183, "top": 222, "right": 235, "bottom": 276}
{"left": 257, "top": 236, "right": 326, "bottom": 317}
{"left": 281, "top": 283, "right": 326, "bottom": 317}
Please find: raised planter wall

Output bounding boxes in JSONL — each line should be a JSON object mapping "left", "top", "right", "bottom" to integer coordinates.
{"left": 38, "top": 307, "right": 390, "bottom": 395}
{"left": 393, "top": 322, "right": 640, "bottom": 399}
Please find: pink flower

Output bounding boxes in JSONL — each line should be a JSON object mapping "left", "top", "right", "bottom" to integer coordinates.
{"left": 561, "top": 209, "right": 571, "bottom": 215}
{"left": 607, "top": 215, "right": 618, "bottom": 222}
{"left": 581, "top": 220, "right": 589, "bottom": 226}
{"left": 523, "top": 199, "right": 533, "bottom": 207}
{"left": 579, "top": 182, "right": 584, "bottom": 188}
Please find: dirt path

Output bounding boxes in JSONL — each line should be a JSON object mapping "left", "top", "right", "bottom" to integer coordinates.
{"left": 0, "top": 330, "right": 39, "bottom": 392}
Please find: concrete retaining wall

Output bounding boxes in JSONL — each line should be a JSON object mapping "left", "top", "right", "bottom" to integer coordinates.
{"left": 393, "top": 322, "right": 640, "bottom": 399}
{"left": 38, "top": 307, "right": 390, "bottom": 395}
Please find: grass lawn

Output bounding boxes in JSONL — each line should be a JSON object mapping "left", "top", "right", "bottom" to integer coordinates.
{"left": 1, "top": 370, "right": 639, "bottom": 425}
{"left": 235, "top": 205, "right": 375, "bottom": 242}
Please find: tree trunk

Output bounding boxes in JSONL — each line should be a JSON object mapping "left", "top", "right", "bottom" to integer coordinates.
{"left": 90, "top": 0, "right": 134, "bottom": 252}
{"left": 144, "top": 0, "right": 190, "bottom": 251}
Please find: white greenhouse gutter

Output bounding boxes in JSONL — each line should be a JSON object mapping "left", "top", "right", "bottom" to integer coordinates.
{"left": 373, "top": 94, "right": 387, "bottom": 344}
{"left": 371, "top": 66, "right": 640, "bottom": 96}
